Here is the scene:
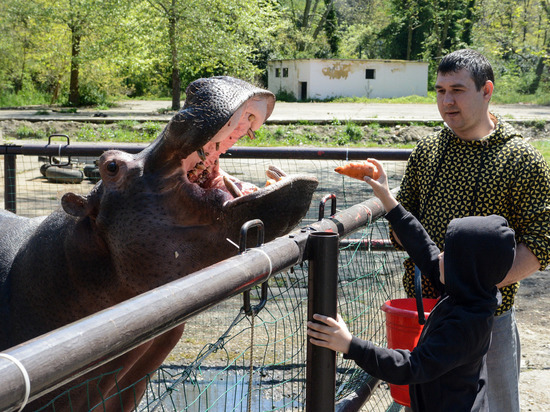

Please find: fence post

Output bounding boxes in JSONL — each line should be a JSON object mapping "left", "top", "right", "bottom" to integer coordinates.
{"left": 306, "top": 231, "right": 339, "bottom": 412}
{"left": 4, "top": 153, "right": 16, "bottom": 213}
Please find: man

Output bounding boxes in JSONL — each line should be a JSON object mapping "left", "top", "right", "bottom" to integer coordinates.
{"left": 395, "top": 48, "right": 550, "bottom": 411}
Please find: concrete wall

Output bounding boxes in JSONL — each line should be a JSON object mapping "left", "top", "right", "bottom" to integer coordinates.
{"left": 267, "top": 59, "right": 429, "bottom": 100}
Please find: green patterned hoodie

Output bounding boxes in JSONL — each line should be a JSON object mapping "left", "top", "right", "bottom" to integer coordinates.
{"left": 396, "top": 116, "right": 550, "bottom": 315}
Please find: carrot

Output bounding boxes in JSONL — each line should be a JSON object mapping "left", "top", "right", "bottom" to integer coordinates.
{"left": 334, "top": 161, "right": 381, "bottom": 180}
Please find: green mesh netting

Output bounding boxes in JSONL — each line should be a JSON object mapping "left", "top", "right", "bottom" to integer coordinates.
{"left": 1, "top": 151, "right": 407, "bottom": 412}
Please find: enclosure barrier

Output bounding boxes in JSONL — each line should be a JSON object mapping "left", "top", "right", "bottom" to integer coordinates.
{"left": 0, "top": 188, "right": 388, "bottom": 412}
{"left": 1, "top": 144, "right": 412, "bottom": 411}
{"left": 2, "top": 143, "right": 411, "bottom": 214}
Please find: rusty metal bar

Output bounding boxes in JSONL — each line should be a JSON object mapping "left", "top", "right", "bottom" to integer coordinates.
{"left": 4, "top": 153, "right": 16, "bottom": 213}
{"left": 1, "top": 143, "right": 412, "bottom": 161}
{"left": 0, "top": 191, "right": 390, "bottom": 412}
{"left": 335, "top": 376, "right": 381, "bottom": 412}
{"left": 339, "top": 238, "right": 394, "bottom": 251}
{"left": 306, "top": 231, "right": 339, "bottom": 412}
{"left": 224, "top": 146, "right": 412, "bottom": 160}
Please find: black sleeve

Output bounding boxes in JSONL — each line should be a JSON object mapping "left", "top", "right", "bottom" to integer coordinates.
{"left": 344, "top": 316, "right": 487, "bottom": 386}
{"left": 385, "top": 204, "right": 444, "bottom": 291}
{"left": 344, "top": 336, "right": 416, "bottom": 385}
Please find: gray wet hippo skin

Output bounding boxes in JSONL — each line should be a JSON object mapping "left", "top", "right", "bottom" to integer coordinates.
{"left": 0, "top": 76, "right": 318, "bottom": 411}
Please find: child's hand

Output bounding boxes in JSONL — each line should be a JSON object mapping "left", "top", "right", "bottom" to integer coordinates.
{"left": 363, "top": 158, "right": 398, "bottom": 212}
{"left": 307, "top": 313, "right": 353, "bottom": 354}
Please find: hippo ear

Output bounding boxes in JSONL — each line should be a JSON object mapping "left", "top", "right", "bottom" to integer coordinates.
{"left": 62, "top": 192, "right": 93, "bottom": 218}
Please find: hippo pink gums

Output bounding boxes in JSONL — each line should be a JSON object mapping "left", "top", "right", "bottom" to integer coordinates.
{"left": 0, "top": 76, "right": 318, "bottom": 411}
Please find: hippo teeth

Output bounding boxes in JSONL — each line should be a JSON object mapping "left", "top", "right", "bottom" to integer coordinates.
{"left": 247, "top": 128, "right": 255, "bottom": 139}
{"left": 223, "top": 176, "right": 243, "bottom": 198}
{"left": 197, "top": 148, "right": 206, "bottom": 161}
{"left": 266, "top": 165, "right": 287, "bottom": 180}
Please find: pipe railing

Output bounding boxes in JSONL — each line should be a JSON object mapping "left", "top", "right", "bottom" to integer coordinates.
{"left": 1, "top": 143, "right": 412, "bottom": 160}
{"left": 0, "top": 192, "right": 389, "bottom": 412}
{"left": 2, "top": 143, "right": 411, "bottom": 214}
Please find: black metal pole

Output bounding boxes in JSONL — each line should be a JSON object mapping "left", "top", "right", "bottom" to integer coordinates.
{"left": 306, "top": 231, "right": 339, "bottom": 412}
{"left": 4, "top": 154, "right": 16, "bottom": 213}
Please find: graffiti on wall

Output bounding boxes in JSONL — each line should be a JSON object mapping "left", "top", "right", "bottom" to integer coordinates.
{"left": 322, "top": 62, "right": 352, "bottom": 79}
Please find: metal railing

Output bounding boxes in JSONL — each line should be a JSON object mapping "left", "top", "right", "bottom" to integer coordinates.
{"left": 0, "top": 192, "right": 389, "bottom": 412}
{"left": 0, "top": 144, "right": 411, "bottom": 411}
{"left": 2, "top": 143, "right": 411, "bottom": 213}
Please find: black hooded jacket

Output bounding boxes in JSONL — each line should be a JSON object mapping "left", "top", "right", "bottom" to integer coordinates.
{"left": 345, "top": 204, "right": 516, "bottom": 412}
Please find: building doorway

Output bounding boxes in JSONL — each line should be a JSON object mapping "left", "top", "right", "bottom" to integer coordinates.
{"left": 299, "top": 82, "right": 307, "bottom": 100}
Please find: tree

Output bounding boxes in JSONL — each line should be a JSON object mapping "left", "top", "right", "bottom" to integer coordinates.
{"left": 473, "top": 0, "right": 550, "bottom": 94}
{"left": 277, "top": 0, "right": 341, "bottom": 56}
{"left": 139, "top": 0, "right": 280, "bottom": 110}
{"left": 36, "top": 0, "right": 132, "bottom": 106}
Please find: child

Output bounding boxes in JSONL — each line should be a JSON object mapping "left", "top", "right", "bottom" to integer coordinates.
{"left": 307, "top": 158, "right": 516, "bottom": 412}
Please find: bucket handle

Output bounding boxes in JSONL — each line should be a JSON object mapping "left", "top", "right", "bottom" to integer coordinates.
{"left": 414, "top": 265, "right": 426, "bottom": 325}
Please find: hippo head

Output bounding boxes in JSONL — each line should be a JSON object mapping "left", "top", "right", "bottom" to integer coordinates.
{"left": 61, "top": 77, "right": 318, "bottom": 291}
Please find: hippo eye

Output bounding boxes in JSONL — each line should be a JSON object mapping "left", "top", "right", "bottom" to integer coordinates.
{"left": 107, "top": 161, "right": 118, "bottom": 174}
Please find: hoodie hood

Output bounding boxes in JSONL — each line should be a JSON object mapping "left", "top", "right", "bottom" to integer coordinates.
{"left": 444, "top": 215, "right": 516, "bottom": 306}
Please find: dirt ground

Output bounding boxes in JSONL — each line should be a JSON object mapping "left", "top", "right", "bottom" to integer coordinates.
{"left": 515, "top": 269, "right": 550, "bottom": 411}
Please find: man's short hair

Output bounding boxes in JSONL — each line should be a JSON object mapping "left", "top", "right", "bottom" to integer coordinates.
{"left": 438, "top": 49, "right": 494, "bottom": 91}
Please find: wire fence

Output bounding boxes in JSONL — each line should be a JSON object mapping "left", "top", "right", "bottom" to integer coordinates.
{"left": 1, "top": 144, "right": 410, "bottom": 412}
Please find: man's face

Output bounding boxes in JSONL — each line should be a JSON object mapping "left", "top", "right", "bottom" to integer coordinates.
{"left": 435, "top": 68, "right": 493, "bottom": 141}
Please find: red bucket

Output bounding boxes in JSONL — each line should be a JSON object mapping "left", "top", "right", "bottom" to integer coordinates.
{"left": 381, "top": 298, "right": 439, "bottom": 407}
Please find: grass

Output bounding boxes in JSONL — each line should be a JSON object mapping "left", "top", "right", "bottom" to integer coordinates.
{"left": 3, "top": 87, "right": 550, "bottom": 108}
{"left": 73, "top": 121, "right": 164, "bottom": 143}
{"left": 330, "top": 93, "right": 436, "bottom": 104}
{"left": 306, "top": 90, "right": 550, "bottom": 105}
{"left": 240, "top": 122, "right": 410, "bottom": 148}
{"left": 532, "top": 140, "right": 550, "bottom": 161}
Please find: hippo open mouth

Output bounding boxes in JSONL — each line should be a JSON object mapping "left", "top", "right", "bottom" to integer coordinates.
{"left": 138, "top": 76, "right": 318, "bottom": 220}
{"left": 182, "top": 118, "right": 289, "bottom": 206}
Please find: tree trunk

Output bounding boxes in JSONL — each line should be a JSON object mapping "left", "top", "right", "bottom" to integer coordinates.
{"left": 407, "top": 19, "right": 413, "bottom": 60}
{"left": 169, "top": 0, "right": 180, "bottom": 111}
{"left": 461, "top": 0, "right": 477, "bottom": 45}
{"left": 302, "top": 0, "right": 312, "bottom": 28}
{"left": 312, "top": 0, "right": 333, "bottom": 40}
{"left": 529, "top": 1, "right": 550, "bottom": 93}
{"left": 69, "top": 28, "right": 81, "bottom": 106}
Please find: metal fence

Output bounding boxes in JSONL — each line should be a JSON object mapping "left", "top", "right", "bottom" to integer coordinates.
{"left": 1, "top": 143, "right": 412, "bottom": 412}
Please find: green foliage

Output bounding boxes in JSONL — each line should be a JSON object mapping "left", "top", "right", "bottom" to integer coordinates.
{"left": 331, "top": 93, "right": 436, "bottom": 104}
{"left": 16, "top": 125, "right": 39, "bottom": 139}
{"left": 0, "top": 87, "right": 51, "bottom": 107}
{"left": 1, "top": 0, "right": 550, "bottom": 106}
{"left": 275, "top": 89, "right": 297, "bottom": 102}
{"left": 343, "top": 122, "right": 363, "bottom": 142}
{"left": 532, "top": 140, "right": 550, "bottom": 165}
{"left": 72, "top": 121, "right": 163, "bottom": 142}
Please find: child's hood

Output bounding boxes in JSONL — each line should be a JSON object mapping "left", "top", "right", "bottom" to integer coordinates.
{"left": 443, "top": 215, "right": 516, "bottom": 305}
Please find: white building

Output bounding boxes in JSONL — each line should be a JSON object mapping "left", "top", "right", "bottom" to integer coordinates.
{"left": 267, "top": 59, "right": 429, "bottom": 100}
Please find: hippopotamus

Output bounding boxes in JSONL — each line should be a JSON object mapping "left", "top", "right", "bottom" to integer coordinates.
{"left": 0, "top": 76, "right": 318, "bottom": 411}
